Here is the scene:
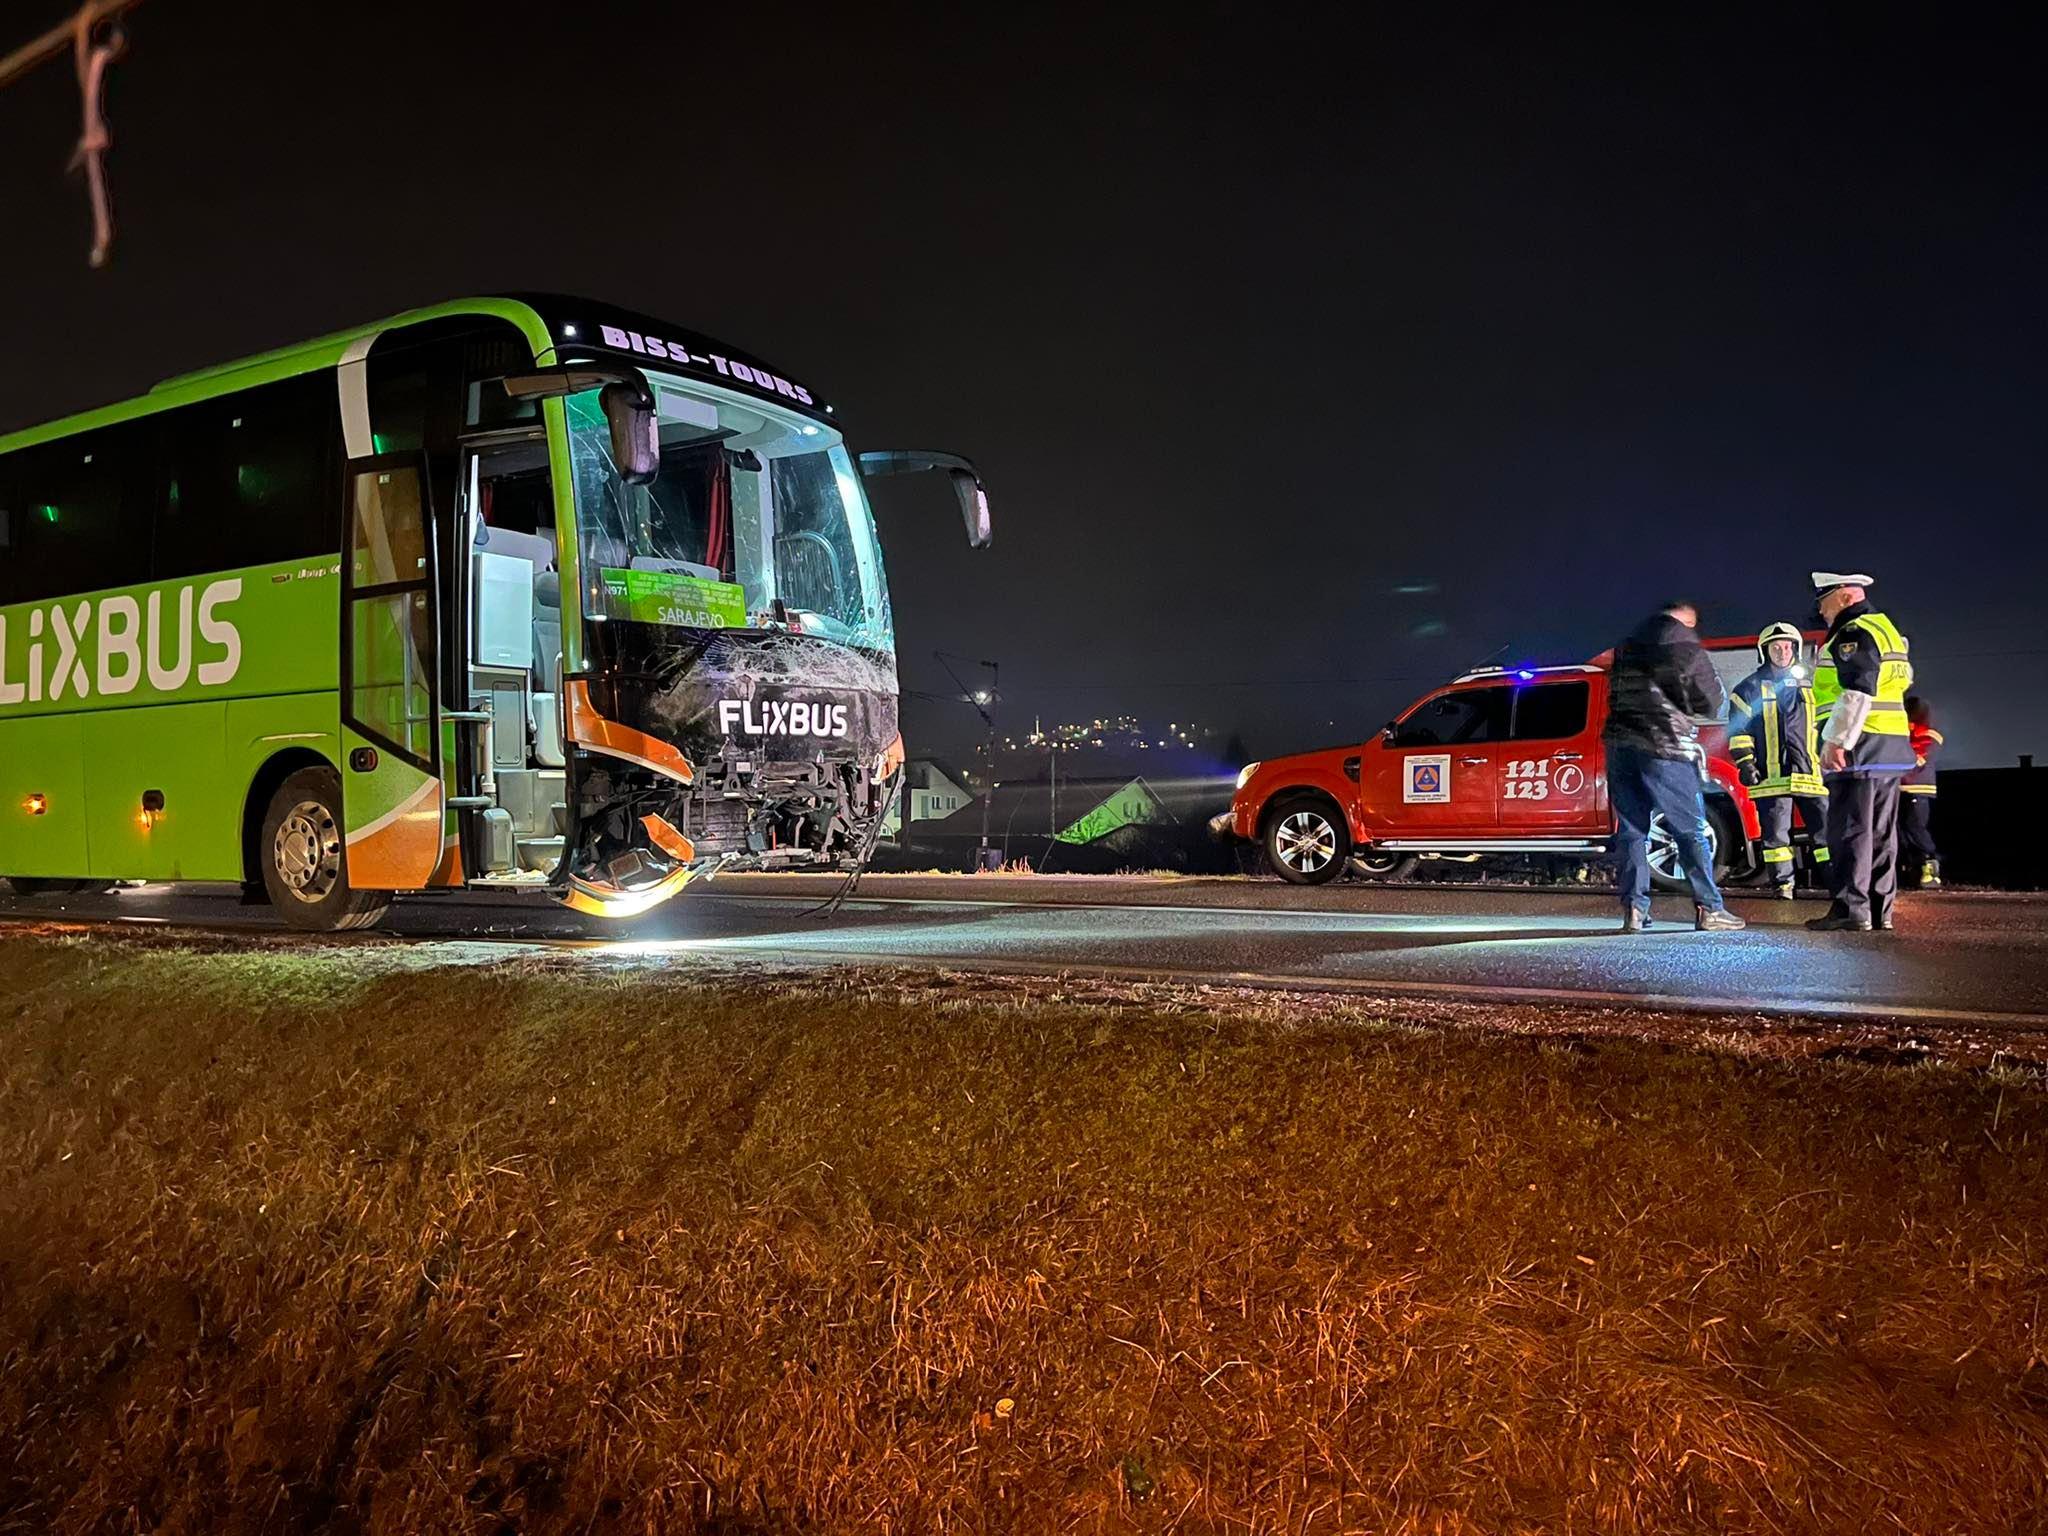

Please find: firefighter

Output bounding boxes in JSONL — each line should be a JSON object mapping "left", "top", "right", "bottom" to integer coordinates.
{"left": 1900, "top": 694, "right": 1943, "bottom": 887}
{"left": 1805, "top": 572, "right": 1915, "bottom": 932}
{"left": 1727, "top": 621, "right": 1829, "bottom": 899}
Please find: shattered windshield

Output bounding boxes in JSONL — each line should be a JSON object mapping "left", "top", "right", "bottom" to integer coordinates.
{"left": 568, "top": 381, "right": 895, "bottom": 655}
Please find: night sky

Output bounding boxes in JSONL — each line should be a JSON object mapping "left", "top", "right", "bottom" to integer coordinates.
{"left": 2, "top": 3, "right": 2041, "bottom": 767}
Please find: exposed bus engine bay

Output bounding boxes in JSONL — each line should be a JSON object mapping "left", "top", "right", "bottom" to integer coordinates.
{"left": 558, "top": 623, "right": 906, "bottom": 912}
{"left": 566, "top": 746, "right": 900, "bottom": 907}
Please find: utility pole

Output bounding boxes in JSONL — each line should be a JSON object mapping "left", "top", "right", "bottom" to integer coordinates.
{"left": 935, "top": 651, "right": 1000, "bottom": 869}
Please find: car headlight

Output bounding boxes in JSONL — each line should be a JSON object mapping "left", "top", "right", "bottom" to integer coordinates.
{"left": 1235, "top": 762, "right": 1259, "bottom": 791}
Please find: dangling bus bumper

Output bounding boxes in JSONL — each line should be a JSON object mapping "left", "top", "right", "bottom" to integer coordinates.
{"left": 553, "top": 811, "right": 706, "bottom": 918}
{"left": 557, "top": 862, "right": 700, "bottom": 918}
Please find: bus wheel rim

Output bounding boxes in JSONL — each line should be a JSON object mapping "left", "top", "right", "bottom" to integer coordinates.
{"left": 275, "top": 800, "right": 342, "bottom": 902}
{"left": 1276, "top": 811, "right": 1336, "bottom": 873}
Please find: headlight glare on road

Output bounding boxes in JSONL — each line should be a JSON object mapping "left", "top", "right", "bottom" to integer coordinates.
{"left": 1236, "top": 762, "right": 1259, "bottom": 791}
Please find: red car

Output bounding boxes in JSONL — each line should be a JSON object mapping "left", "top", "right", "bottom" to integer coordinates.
{"left": 1218, "top": 641, "right": 1795, "bottom": 889}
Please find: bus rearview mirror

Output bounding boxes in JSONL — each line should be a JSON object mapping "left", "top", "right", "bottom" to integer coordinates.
{"left": 947, "top": 468, "right": 992, "bottom": 549}
{"left": 601, "top": 384, "right": 660, "bottom": 485}
{"left": 857, "top": 450, "right": 992, "bottom": 549}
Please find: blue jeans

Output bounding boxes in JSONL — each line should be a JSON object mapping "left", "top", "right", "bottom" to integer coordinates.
{"left": 1607, "top": 743, "right": 1725, "bottom": 914}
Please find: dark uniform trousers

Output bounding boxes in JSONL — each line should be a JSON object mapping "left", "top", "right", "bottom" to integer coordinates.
{"left": 1755, "top": 795, "right": 1831, "bottom": 887}
{"left": 1900, "top": 795, "right": 1939, "bottom": 868}
{"left": 1825, "top": 774, "right": 1903, "bottom": 925}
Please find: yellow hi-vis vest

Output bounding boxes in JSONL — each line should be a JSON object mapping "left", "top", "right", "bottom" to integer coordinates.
{"left": 1812, "top": 610, "right": 1914, "bottom": 772}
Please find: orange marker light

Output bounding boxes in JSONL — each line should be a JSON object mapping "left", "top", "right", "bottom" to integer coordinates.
{"left": 25, "top": 794, "right": 47, "bottom": 816}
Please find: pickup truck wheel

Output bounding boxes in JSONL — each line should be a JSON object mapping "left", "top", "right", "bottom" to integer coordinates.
{"left": 1263, "top": 798, "right": 1349, "bottom": 885}
{"left": 1352, "top": 848, "right": 1420, "bottom": 881}
{"left": 1646, "top": 803, "right": 1735, "bottom": 893}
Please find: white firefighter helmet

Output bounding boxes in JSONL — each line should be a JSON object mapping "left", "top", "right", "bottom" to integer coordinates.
{"left": 1757, "top": 621, "right": 1803, "bottom": 663}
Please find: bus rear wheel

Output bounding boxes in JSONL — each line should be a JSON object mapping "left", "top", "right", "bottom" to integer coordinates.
{"left": 259, "top": 767, "right": 391, "bottom": 932}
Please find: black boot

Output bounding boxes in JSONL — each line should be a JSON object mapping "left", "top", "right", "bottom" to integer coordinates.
{"left": 1806, "top": 907, "right": 1872, "bottom": 932}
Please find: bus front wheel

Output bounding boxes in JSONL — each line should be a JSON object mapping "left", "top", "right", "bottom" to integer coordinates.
{"left": 259, "top": 767, "right": 392, "bottom": 932}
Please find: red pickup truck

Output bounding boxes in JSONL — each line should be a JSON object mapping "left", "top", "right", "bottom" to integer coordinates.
{"left": 1219, "top": 644, "right": 1785, "bottom": 890}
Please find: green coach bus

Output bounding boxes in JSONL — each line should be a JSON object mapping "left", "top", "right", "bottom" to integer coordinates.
{"left": 0, "top": 296, "right": 990, "bottom": 928}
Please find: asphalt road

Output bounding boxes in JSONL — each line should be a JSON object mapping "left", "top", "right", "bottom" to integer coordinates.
{"left": 4, "top": 874, "right": 2045, "bottom": 1026}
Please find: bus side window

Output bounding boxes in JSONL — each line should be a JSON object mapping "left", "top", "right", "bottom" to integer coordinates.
{"left": 154, "top": 373, "right": 340, "bottom": 582}
{"left": 0, "top": 425, "right": 152, "bottom": 604}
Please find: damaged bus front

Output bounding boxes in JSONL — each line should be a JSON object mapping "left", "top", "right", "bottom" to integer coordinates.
{"left": 545, "top": 351, "right": 981, "bottom": 913}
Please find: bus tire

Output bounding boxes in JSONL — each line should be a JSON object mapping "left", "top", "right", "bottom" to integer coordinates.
{"left": 259, "top": 767, "right": 391, "bottom": 932}
{"left": 1262, "top": 795, "right": 1350, "bottom": 885}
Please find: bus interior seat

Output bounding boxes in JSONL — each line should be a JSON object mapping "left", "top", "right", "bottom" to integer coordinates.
{"left": 474, "top": 523, "right": 554, "bottom": 569}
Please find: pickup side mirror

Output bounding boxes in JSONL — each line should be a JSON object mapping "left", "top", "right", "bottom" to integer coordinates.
{"left": 501, "top": 366, "right": 661, "bottom": 485}
{"left": 858, "top": 450, "right": 992, "bottom": 548}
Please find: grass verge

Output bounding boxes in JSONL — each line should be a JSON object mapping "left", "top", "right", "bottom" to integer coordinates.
{"left": 2, "top": 934, "right": 2046, "bottom": 1533}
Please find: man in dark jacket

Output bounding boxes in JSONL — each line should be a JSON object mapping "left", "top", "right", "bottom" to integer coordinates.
{"left": 1603, "top": 602, "right": 1745, "bottom": 933}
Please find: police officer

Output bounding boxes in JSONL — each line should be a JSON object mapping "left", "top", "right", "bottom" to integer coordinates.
{"left": 1727, "top": 621, "right": 1829, "bottom": 899}
{"left": 1806, "top": 573, "right": 1915, "bottom": 932}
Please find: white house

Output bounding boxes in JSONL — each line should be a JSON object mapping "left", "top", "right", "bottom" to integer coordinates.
{"left": 883, "top": 759, "right": 976, "bottom": 840}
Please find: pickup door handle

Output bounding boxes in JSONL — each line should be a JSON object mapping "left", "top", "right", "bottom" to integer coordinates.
{"left": 1553, "top": 751, "right": 1584, "bottom": 761}
{"left": 1459, "top": 755, "right": 1487, "bottom": 765}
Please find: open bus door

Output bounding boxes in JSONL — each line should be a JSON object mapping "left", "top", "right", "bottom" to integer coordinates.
{"left": 338, "top": 454, "right": 446, "bottom": 887}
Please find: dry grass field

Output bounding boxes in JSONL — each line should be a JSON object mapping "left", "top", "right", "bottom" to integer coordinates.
{"left": 2, "top": 932, "right": 2046, "bottom": 1533}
